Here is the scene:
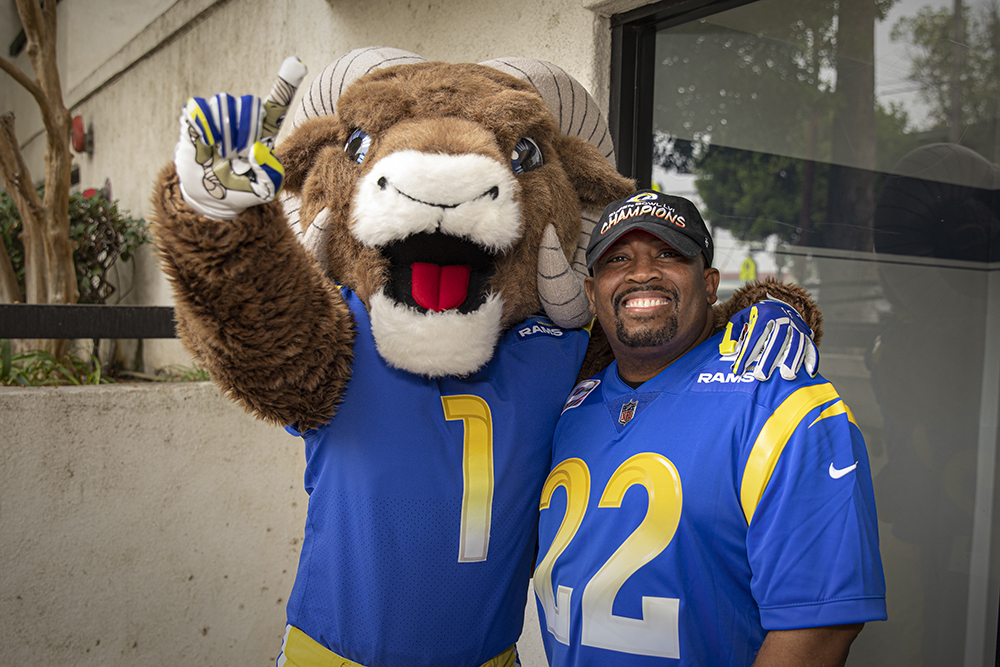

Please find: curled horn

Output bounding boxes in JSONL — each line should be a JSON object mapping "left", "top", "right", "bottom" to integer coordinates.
{"left": 282, "top": 47, "right": 427, "bottom": 250}
{"left": 481, "top": 57, "right": 613, "bottom": 328}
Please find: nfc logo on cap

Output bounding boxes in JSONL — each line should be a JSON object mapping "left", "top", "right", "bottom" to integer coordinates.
{"left": 626, "top": 192, "right": 659, "bottom": 204}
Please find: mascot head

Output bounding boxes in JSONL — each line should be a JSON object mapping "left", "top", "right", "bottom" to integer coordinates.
{"left": 276, "top": 47, "right": 634, "bottom": 376}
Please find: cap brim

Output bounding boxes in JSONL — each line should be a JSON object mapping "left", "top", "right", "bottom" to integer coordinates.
{"left": 586, "top": 220, "right": 703, "bottom": 268}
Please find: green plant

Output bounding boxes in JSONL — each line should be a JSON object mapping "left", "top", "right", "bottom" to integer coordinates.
{"left": 1, "top": 339, "right": 108, "bottom": 386}
{"left": 0, "top": 188, "right": 151, "bottom": 304}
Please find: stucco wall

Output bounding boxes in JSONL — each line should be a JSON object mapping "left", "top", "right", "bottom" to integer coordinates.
{"left": 3, "top": 0, "right": 619, "bottom": 371}
{"left": 0, "top": 382, "right": 304, "bottom": 665}
{"left": 0, "top": 382, "right": 548, "bottom": 666}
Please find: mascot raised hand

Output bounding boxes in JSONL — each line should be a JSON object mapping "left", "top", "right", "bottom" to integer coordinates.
{"left": 153, "top": 47, "right": 821, "bottom": 667}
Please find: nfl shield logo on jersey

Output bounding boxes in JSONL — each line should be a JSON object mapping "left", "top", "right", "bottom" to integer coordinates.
{"left": 618, "top": 399, "right": 638, "bottom": 425}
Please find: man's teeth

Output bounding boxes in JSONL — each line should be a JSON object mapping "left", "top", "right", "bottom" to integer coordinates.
{"left": 625, "top": 297, "right": 669, "bottom": 308}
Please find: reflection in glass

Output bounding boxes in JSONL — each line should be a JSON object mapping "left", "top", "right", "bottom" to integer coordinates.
{"left": 651, "top": 1, "right": 999, "bottom": 664}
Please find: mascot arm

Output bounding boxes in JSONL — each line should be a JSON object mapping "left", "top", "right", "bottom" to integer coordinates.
{"left": 153, "top": 165, "right": 356, "bottom": 431}
{"left": 714, "top": 277, "right": 823, "bottom": 380}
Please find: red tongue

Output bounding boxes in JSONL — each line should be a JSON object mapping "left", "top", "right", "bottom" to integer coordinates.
{"left": 411, "top": 262, "right": 471, "bottom": 312}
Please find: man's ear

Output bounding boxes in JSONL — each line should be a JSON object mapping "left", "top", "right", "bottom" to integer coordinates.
{"left": 704, "top": 267, "right": 721, "bottom": 306}
{"left": 275, "top": 116, "right": 345, "bottom": 195}
{"left": 584, "top": 275, "right": 597, "bottom": 315}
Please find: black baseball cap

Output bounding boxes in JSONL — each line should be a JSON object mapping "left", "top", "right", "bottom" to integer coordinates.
{"left": 586, "top": 190, "right": 714, "bottom": 269}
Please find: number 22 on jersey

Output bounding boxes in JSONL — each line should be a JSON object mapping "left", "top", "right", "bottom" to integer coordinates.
{"left": 536, "top": 453, "right": 683, "bottom": 659}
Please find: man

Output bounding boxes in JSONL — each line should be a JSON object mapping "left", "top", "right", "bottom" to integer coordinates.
{"left": 534, "top": 191, "right": 886, "bottom": 666}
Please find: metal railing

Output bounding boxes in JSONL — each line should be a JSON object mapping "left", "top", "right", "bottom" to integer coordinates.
{"left": 0, "top": 304, "right": 177, "bottom": 339}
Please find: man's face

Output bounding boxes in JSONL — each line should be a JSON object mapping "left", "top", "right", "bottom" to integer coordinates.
{"left": 585, "top": 229, "right": 720, "bottom": 360}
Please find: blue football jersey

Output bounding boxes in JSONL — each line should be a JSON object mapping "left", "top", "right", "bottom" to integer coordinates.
{"left": 536, "top": 332, "right": 886, "bottom": 667}
{"left": 284, "top": 286, "right": 591, "bottom": 667}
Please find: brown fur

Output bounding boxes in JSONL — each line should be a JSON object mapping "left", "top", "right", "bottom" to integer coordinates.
{"left": 151, "top": 167, "right": 356, "bottom": 430}
{"left": 156, "top": 60, "right": 632, "bottom": 426}
{"left": 154, "top": 58, "right": 819, "bottom": 428}
{"left": 278, "top": 61, "right": 633, "bottom": 324}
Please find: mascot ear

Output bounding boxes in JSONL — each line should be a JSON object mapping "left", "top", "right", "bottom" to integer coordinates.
{"left": 275, "top": 116, "right": 344, "bottom": 195}
{"left": 556, "top": 135, "right": 635, "bottom": 206}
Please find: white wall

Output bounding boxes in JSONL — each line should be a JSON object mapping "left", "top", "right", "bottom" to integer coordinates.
{"left": 0, "top": 0, "right": 623, "bottom": 370}
{"left": 0, "top": 382, "right": 305, "bottom": 666}
{"left": 1, "top": 2, "right": 623, "bottom": 663}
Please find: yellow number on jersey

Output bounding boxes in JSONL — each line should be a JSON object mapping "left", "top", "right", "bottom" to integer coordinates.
{"left": 536, "top": 452, "right": 683, "bottom": 658}
{"left": 582, "top": 453, "right": 682, "bottom": 658}
{"left": 441, "top": 395, "right": 495, "bottom": 562}
{"left": 536, "top": 458, "right": 591, "bottom": 643}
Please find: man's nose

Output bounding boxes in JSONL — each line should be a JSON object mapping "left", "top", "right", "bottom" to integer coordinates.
{"left": 625, "top": 252, "right": 661, "bottom": 282}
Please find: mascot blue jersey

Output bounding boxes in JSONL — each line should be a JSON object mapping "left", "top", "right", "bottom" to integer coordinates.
{"left": 285, "top": 287, "right": 590, "bottom": 667}
{"left": 535, "top": 332, "right": 886, "bottom": 667}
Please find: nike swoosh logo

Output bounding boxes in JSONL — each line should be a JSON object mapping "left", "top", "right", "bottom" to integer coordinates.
{"left": 828, "top": 462, "right": 858, "bottom": 479}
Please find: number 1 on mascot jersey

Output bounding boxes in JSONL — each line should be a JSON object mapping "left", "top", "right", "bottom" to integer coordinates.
{"left": 442, "top": 395, "right": 495, "bottom": 562}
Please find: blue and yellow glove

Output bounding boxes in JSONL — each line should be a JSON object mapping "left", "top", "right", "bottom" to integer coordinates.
{"left": 719, "top": 295, "right": 819, "bottom": 380}
{"left": 174, "top": 57, "right": 307, "bottom": 220}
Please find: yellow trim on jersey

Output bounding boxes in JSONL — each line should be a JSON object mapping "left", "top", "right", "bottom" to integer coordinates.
{"left": 277, "top": 626, "right": 517, "bottom": 667}
{"left": 730, "top": 305, "right": 759, "bottom": 368}
{"left": 809, "top": 399, "right": 858, "bottom": 429}
{"left": 279, "top": 626, "right": 365, "bottom": 667}
{"left": 740, "top": 383, "right": 841, "bottom": 524}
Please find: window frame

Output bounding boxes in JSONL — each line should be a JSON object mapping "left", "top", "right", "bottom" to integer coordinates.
{"left": 610, "top": 0, "right": 756, "bottom": 185}
{"left": 608, "top": 0, "right": 1000, "bottom": 661}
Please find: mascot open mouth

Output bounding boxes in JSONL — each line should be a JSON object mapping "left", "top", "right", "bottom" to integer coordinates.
{"left": 381, "top": 232, "right": 497, "bottom": 314}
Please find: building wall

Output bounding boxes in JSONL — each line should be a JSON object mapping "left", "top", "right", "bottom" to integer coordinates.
{"left": 0, "top": 383, "right": 304, "bottom": 665}
{"left": 0, "top": 381, "right": 548, "bottom": 666}
{"left": 1, "top": 2, "right": 623, "bottom": 663}
{"left": 3, "top": 0, "right": 626, "bottom": 370}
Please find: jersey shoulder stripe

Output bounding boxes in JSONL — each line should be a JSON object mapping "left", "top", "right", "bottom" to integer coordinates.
{"left": 740, "top": 382, "right": 847, "bottom": 524}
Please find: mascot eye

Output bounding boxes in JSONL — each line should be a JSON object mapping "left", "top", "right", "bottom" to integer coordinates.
{"left": 510, "top": 138, "right": 543, "bottom": 174}
{"left": 345, "top": 129, "right": 371, "bottom": 164}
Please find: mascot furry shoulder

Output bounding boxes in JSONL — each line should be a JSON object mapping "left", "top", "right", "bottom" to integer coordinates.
{"left": 153, "top": 47, "right": 822, "bottom": 667}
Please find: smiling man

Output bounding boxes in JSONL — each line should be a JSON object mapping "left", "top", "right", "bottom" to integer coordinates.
{"left": 534, "top": 191, "right": 886, "bottom": 667}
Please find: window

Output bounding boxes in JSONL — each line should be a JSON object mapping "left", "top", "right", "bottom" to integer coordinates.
{"left": 613, "top": 0, "right": 1000, "bottom": 663}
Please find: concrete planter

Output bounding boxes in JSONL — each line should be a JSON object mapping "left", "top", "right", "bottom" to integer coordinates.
{"left": 1, "top": 381, "right": 549, "bottom": 666}
{"left": 1, "top": 382, "right": 304, "bottom": 666}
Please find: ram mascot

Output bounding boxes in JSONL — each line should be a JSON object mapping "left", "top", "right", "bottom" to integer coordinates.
{"left": 153, "top": 47, "right": 821, "bottom": 667}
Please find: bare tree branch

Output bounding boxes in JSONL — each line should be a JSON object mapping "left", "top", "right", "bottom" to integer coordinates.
{"left": 0, "top": 55, "right": 45, "bottom": 105}
{"left": 0, "top": 114, "right": 45, "bottom": 225}
{"left": 0, "top": 0, "right": 77, "bottom": 321}
{"left": 0, "top": 113, "right": 48, "bottom": 304}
